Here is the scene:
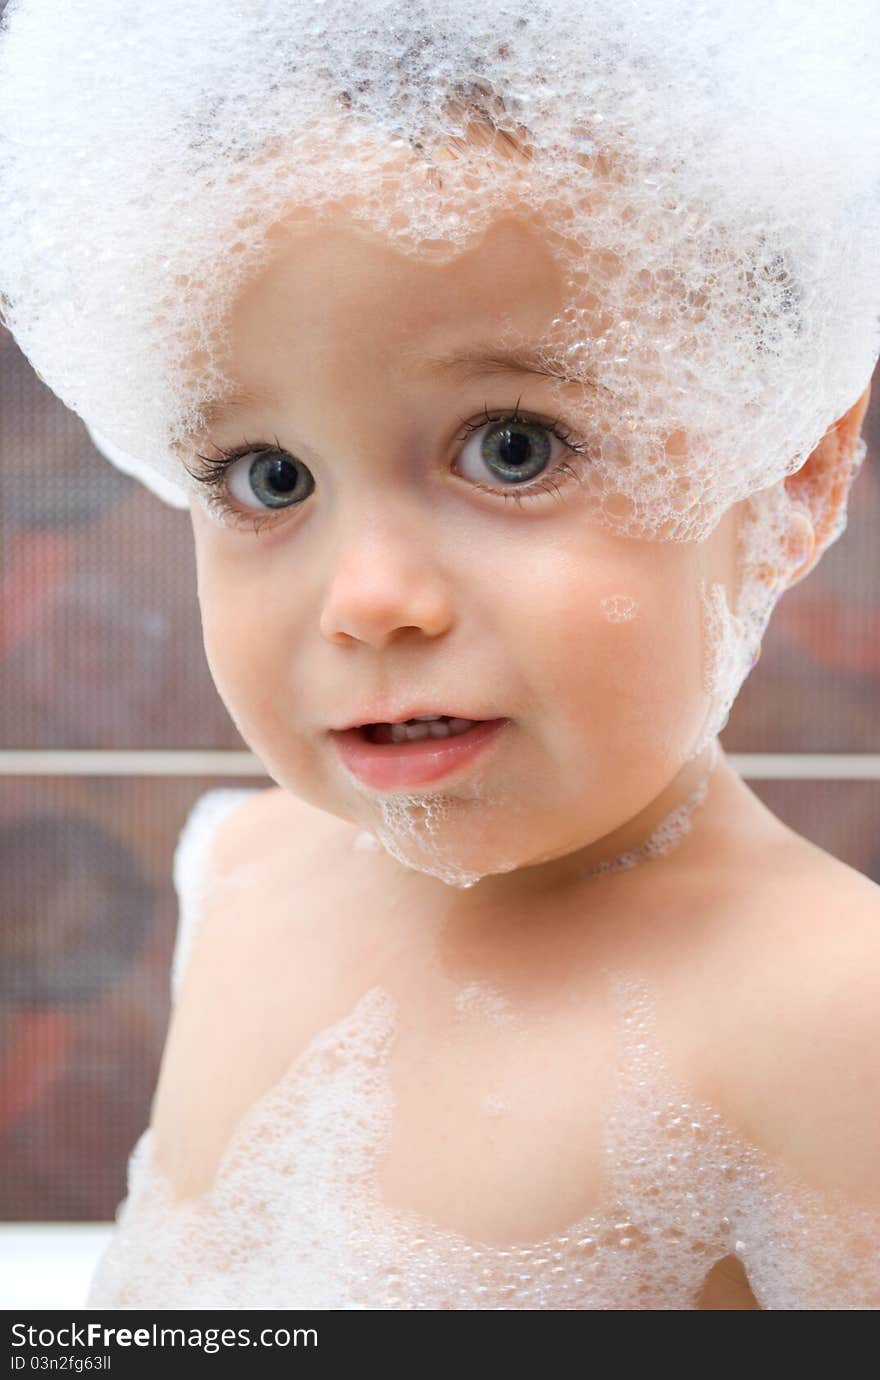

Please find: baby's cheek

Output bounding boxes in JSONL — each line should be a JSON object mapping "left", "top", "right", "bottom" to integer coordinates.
{"left": 541, "top": 568, "right": 709, "bottom": 757}
{"left": 197, "top": 568, "right": 283, "bottom": 732}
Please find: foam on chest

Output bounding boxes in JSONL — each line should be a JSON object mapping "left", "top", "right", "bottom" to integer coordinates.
{"left": 85, "top": 972, "right": 880, "bottom": 1310}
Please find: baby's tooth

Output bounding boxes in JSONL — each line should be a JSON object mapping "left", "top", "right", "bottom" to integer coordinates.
{"left": 380, "top": 716, "right": 479, "bottom": 743}
{"left": 390, "top": 721, "right": 431, "bottom": 742}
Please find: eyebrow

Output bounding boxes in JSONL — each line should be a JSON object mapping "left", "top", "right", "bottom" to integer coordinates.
{"left": 193, "top": 343, "right": 600, "bottom": 435}
{"left": 194, "top": 387, "right": 279, "bottom": 432}
{"left": 406, "top": 342, "right": 599, "bottom": 389}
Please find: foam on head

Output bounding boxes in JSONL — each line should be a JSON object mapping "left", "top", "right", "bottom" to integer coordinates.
{"left": 0, "top": 0, "right": 876, "bottom": 538}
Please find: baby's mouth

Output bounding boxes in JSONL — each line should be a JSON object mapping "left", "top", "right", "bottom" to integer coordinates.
{"left": 359, "top": 715, "right": 487, "bottom": 745}
{"left": 330, "top": 716, "right": 510, "bottom": 787}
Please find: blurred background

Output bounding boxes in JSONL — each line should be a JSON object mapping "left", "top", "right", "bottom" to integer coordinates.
{"left": 1, "top": 318, "right": 879, "bottom": 1232}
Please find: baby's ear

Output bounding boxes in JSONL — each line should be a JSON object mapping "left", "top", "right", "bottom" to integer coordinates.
{"left": 780, "top": 383, "right": 872, "bottom": 588}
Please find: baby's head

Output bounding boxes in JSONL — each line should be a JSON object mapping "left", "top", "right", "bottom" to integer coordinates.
{"left": 1, "top": 0, "right": 877, "bottom": 888}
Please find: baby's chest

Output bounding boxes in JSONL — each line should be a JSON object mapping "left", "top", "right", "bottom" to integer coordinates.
{"left": 156, "top": 837, "right": 774, "bottom": 1307}
{"left": 153, "top": 938, "right": 768, "bottom": 1308}
{"left": 373, "top": 994, "right": 621, "bottom": 1244}
{"left": 159, "top": 894, "right": 621, "bottom": 1240}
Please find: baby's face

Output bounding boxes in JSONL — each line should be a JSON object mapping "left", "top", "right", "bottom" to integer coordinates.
{"left": 185, "top": 201, "right": 746, "bottom": 887}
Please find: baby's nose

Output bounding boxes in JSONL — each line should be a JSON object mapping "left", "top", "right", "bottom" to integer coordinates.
{"left": 318, "top": 514, "right": 453, "bottom": 648}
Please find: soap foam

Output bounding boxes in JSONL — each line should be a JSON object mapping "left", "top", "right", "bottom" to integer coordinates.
{"left": 84, "top": 972, "right": 880, "bottom": 1310}
{"left": 352, "top": 829, "right": 383, "bottom": 853}
{"left": 0, "top": 0, "right": 877, "bottom": 549}
{"left": 358, "top": 732, "right": 718, "bottom": 891}
{"left": 372, "top": 773, "right": 522, "bottom": 889}
{"left": 576, "top": 743, "right": 717, "bottom": 881}
{"left": 600, "top": 594, "right": 639, "bottom": 624}
{"left": 452, "top": 980, "right": 519, "bottom": 1027}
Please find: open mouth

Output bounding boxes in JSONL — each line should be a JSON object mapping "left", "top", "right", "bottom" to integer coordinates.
{"left": 331, "top": 717, "right": 510, "bottom": 787}
{"left": 358, "top": 716, "right": 486, "bottom": 745}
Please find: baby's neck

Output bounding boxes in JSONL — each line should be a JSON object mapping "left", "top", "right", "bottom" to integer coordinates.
{"left": 437, "top": 740, "right": 760, "bottom": 923}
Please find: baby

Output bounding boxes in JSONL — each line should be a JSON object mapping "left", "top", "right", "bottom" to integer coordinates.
{"left": 2, "top": 0, "right": 879, "bottom": 1309}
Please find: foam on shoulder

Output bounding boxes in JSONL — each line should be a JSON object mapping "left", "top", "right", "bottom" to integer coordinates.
{"left": 170, "top": 787, "right": 266, "bottom": 1003}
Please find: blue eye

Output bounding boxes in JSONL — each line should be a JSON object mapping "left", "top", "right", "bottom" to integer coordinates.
{"left": 222, "top": 445, "right": 313, "bottom": 510}
{"left": 186, "top": 436, "right": 314, "bottom": 533}
{"left": 185, "top": 402, "right": 591, "bottom": 533}
{"left": 453, "top": 401, "right": 591, "bottom": 508}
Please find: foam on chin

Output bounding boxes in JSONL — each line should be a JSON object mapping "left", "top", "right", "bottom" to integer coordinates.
{"left": 373, "top": 783, "right": 519, "bottom": 889}
{"left": 351, "top": 741, "right": 720, "bottom": 890}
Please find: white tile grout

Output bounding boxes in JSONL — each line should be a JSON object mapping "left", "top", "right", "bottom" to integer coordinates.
{"left": 0, "top": 751, "right": 267, "bottom": 776}
{"left": 728, "top": 754, "right": 880, "bottom": 780}
{"left": 1, "top": 750, "right": 880, "bottom": 780}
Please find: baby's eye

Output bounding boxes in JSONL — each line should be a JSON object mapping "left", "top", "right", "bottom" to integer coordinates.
{"left": 187, "top": 439, "right": 315, "bottom": 530}
{"left": 225, "top": 444, "right": 314, "bottom": 511}
{"left": 454, "top": 406, "right": 586, "bottom": 496}
{"left": 187, "top": 403, "right": 590, "bottom": 532}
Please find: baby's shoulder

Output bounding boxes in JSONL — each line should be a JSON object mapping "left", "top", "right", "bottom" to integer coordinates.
{"left": 693, "top": 838, "right": 880, "bottom": 1210}
{"left": 174, "top": 783, "right": 309, "bottom": 882}
{"left": 152, "top": 788, "right": 379, "bottom": 1199}
{"left": 171, "top": 782, "right": 351, "bottom": 982}
{"left": 169, "top": 785, "right": 269, "bottom": 999}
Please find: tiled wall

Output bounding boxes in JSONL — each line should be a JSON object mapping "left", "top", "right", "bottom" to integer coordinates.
{"left": 1, "top": 320, "right": 878, "bottom": 1219}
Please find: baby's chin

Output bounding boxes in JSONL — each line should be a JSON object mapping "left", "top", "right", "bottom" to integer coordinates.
{"left": 363, "top": 784, "right": 617, "bottom": 892}
{"left": 365, "top": 785, "right": 522, "bottom": 890}
{"left": 360, "top": 755, "right": 718, "bottom": 891}
{"left": 336, "top": 760, "right": 575, "bottom": 888}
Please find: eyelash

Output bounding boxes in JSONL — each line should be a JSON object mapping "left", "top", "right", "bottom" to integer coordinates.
{"left": 184, "top": 399, "right": 591, "bottom": 534}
